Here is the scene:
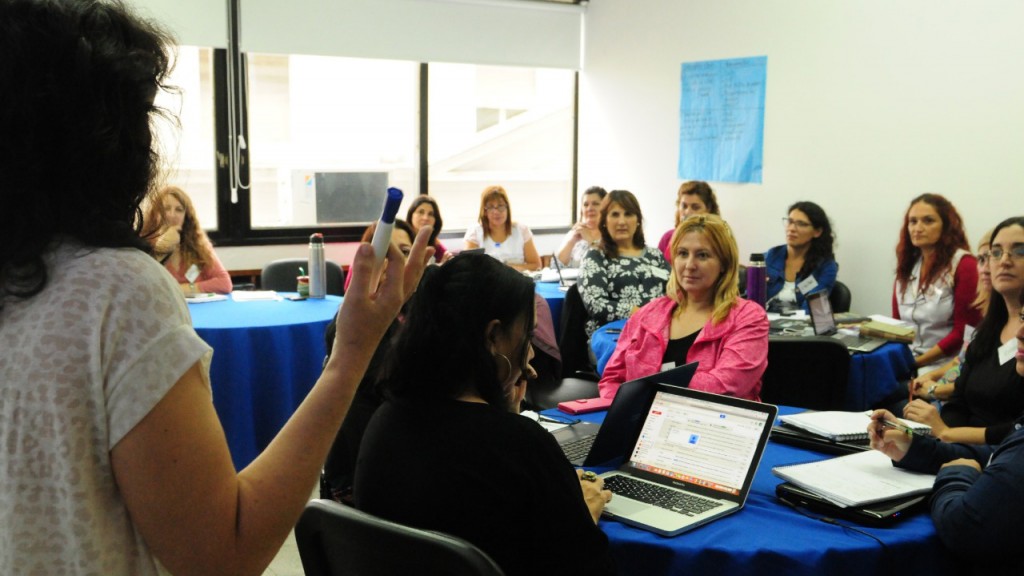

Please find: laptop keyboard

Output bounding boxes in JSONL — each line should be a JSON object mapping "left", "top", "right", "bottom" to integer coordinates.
{"left": 560, "top": 434, "right": 596, "bottom": 462}
{"left": 604, "top": 475, "right": 723, "bottom": 516}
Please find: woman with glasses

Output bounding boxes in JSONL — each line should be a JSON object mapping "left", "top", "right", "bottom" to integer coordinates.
{"left": 657, "top": 181, "right": 720, "bottom": 261}
{"left": 893, "top": 193, "right": 981, "bottom": 369}
{"left": 903, "top": 217, "right": 1024, "bottom": 445}
{"left": 556, "top": 186, "right": 607, "bottom": 267}
{"left": 464, "top": 185, "right": 542, "bottom": 271}
{"left": 867, "top": 309, "right": 1024, "bottom": 572}
{"left": 578, "top": 190, "right": 671, "bottom": 337}
{"left": 598, "top": 215, "right": 768, "bottom": 400}
{"left": 354, "top": 254, "right": 615, "bottom": 576}
{"left": 908, "top": 228, "right": 995, "bottom": 405}
{"left": 764, "top": 201, "right": 837, "bottom": 313}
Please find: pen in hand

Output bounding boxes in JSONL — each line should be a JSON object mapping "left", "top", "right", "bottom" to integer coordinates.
{"left": 879, "top": 418, "right": 927, "bottom": 438}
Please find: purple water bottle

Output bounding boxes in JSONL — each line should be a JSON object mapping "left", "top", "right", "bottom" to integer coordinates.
{"left": 746, "top": 253, "right": 767, "bottom": 308}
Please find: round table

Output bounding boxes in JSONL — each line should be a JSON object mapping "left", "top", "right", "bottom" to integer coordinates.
{"left": 189, "top": 295, "right": 342, "bottom": 470}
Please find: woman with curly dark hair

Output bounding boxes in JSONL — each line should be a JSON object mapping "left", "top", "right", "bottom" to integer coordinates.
{"left": 893, "top": 193, "right": 981, "bottom": 368}
{"left": 0, "top": 1, "right": 431, "bottom": 573}
{"left": 143, "top": 185, "right": 232, "bottom": 294}
{"left": 763, "top": 201, "right": 838, "bottom": 313}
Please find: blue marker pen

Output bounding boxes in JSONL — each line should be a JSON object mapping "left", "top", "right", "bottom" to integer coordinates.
{"left": 369, "top": 187, "right": 404, "bottom": 286}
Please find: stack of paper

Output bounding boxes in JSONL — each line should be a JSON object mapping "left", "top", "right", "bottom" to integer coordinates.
{"left": 231, "top": 290, "right": 279, "bottom": 302}
{"left": 773, "top": 450, "right": 935, "bottom": 507}
{"left": 185, "top": 293, "right": 228, "bottom": 304}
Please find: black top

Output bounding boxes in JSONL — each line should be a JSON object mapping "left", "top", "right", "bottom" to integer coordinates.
{"left": 662, "top": 329, "right": 701, "bottom": 368}
{"left": 354, "top": 398, "right": 616, "bottom": 576}
{"left": 942, "top": 342, "right": 1024, "bottom": 444}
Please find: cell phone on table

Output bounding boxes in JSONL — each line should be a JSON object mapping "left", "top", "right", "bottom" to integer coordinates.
{"left": 557, "top": 396, "right": 613, "bottom": 415}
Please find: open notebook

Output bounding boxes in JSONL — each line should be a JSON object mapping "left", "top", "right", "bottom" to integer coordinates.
{"left": 779, "top": 411, "right": 930, "bottom": 442}
{"left": 773, "top": 450, "right": 935, "bottom": 508}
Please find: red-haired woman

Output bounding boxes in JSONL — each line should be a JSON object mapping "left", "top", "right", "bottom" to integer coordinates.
{"left": 144, "top": 186, "right": 232, "bottom": 294}
{"left": 893, "top": 193, "right": 981, "bottom": 368}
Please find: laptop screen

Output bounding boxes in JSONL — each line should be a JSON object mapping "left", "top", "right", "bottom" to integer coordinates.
{"left": 806, "top": 291, "right": 836, "bottom": 335}
{"left": 626, "top": 390, "right": 769, "bottom": 496}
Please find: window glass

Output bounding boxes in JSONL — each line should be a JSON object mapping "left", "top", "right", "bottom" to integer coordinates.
{"left": 428, "top": 64, "right": 575, "bottom": 232}
{"left": 246, "top": 54, "right": 419, "bottom": 228}
{"left": 153, "top": 46, "right": 218, "bottom": 229}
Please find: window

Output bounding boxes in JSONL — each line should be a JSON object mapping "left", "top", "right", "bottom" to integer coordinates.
{"left": 245, "top": 54, "right": 420, "bottom": 230}
{"left": 153, "top": 46, "right": 219, "bottom": 229}
{"left": 427, "top": 63, "right": 576, "bottom": 232}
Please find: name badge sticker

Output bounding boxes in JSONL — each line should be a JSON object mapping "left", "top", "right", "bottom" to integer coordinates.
{"left": 998, "top": 338, "right": 1016, "bottom": 366}
{"left": 797, "top": 275, "right": 818, "bottom": 295}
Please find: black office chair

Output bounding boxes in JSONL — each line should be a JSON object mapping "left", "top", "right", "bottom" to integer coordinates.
{"left": 296, "top": 499, "right": 505, "bottom": 576}
{"left": 828, "top": 281, "right": 852, "bottom": 313}
{"left": 557, "top": 284, "right": 598, "bottom": 378}
{"left": 761, "top": 336, "right": 850, "bottom": 411}
{"left": 261, "top": 258, "right": 346, "bottom": 296}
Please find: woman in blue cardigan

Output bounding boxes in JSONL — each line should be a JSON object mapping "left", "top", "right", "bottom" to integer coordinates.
{"left": 765, "top": 201, "right": 838, "bottom": 312}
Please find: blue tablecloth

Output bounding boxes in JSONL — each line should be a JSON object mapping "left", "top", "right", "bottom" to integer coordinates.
{"left": 534, "top": 281, "right": 566, "bottom": 338}
{"left": 558, "top": 406, "right": 955, "bottom": 575}
{"left": 188, "top": 295, "right": 341, "bottom": 470}
{"left": 590, "top": 321, "right": 917, "bottom": 411}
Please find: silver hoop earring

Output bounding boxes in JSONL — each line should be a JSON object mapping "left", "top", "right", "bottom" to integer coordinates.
{"left": 495, "top": 353, "right": 513, "bottom": 382}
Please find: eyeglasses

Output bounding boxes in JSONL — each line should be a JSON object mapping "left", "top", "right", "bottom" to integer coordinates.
{"left": 485, "top": 204, "right": 508, "bottom": 213}
{"left": 989, "top": 245, "right": 1024, "bottom": 263}
{"left": 977, "top": 251, "right": 990, "bottom": 266}
{"left": 782, "top": 217, "right": 812, "bottom": 229}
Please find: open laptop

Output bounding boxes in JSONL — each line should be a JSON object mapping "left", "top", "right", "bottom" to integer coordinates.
{"left": 552, "top": 363, "right": 698, "bottom": 467}
{"left": 549, "top": 252, "right": 579, "bottom": 290}
{"left": 806, "top": 291, "right": 885, "bottom": 353}
{"left": 598, "top": 385, "right": 777, "bottom": 536}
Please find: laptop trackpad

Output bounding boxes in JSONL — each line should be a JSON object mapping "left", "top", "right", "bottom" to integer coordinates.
{"left": 604, "top": 497, "right": 647, "bottom": 518}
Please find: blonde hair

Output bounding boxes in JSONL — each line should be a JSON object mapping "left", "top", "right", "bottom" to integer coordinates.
{"left": 665, "top": 214, "right": 739, "bottom": 324}
{"left": 971, "top": 227, "right": 994, "bottom": 314}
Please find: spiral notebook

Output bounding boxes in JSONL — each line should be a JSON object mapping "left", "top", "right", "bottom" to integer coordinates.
{"left": 779, "top": 411, "right": 930, "bottom": 442}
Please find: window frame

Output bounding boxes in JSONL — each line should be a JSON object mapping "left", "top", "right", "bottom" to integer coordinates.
{"left": 205, "top": 56, "right": 579, "bottom": 247}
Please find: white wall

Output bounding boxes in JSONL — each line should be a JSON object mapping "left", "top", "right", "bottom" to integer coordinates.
{"left": 578, "top": 0, "right": 1022, "bottom": 315}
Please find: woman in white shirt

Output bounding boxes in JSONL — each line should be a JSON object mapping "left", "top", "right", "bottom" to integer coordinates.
{"left": 464, "top": 185, "right": 542, "bottom": 271}
{"left": 555, "top": 186, "right": 606, "bottom": 267}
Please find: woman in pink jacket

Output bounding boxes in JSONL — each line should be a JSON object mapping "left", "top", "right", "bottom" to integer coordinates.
{"left": 598, "top": 214, "right": 769, "bottom": 400}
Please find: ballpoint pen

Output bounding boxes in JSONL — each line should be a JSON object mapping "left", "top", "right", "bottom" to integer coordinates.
{"left": 880, "top": 418, "right": 929, "bottom": 438}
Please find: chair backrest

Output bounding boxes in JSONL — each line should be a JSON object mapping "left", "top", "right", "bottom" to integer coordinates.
{"left": 760, "top": 336, "right": 850, "bottom": 411}
{"left": 828, "top": 280, "right": 852, "bottom": 313}
{"left": 556, "top": 283, "right": 595, "bottom": 378}
{"left": 261, "top": 258, "right": 346, "bottom": 296}
{"left": 296, "top": 499, "right": 505, "bottom": 576}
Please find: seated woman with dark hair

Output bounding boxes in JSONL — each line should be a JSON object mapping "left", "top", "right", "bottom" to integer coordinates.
{"left": 343, "top": 218, "right": 415, "bottom": 293}
{"left": 903, "top": 217, "right": 1024, "bottom": 445}
{"left": 354, "top": 253, "right": 615, "bottom": 576}
{"left": 764, "top": 200, "right": 837, "bottom": 312}
{"left": 867, "top": 312, "right": 1024, "bottom": 572}
{"left": 599, "top": 214, "right": 769, "bottom": 401}
{"left": 406, "top": 194, "right": 452, "bottom": 264}
{"left": 579, "top": 189, "right": 671, "bottom": 337}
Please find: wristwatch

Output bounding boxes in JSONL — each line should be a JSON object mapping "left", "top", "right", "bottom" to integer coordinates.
{"left": 927, "top": 384, "right": 938, "bottom": 401}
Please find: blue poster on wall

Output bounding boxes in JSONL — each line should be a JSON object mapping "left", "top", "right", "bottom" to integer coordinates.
{"left": 678, "top": 56, "right": 767, "bottom": 183}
